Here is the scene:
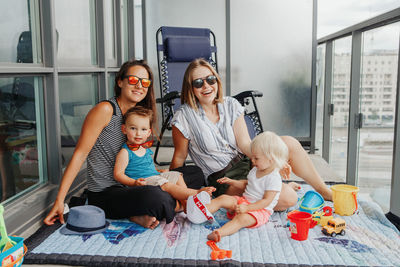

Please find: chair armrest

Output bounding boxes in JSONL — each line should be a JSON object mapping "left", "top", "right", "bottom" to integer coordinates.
{"left": 156, "top": 91, "right": 181, "bottom": 104}
{"left": 233, "top": 90, "right": 263, "bottom": 100}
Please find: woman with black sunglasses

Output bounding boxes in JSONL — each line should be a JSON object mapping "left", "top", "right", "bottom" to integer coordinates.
{"left": 170, "top": 58, "right": 332, "bottom": 211}
{"left": 44, "top": 59, "right": 203, "bottom": 229}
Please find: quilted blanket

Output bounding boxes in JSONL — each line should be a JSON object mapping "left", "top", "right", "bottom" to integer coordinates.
{"left": 25, "top": 185, "right": 400, "bottom": 266}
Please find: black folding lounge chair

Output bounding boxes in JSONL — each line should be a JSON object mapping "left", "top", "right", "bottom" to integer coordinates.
{"left": 154, "top": 26, "right": 263, "bottom": 165}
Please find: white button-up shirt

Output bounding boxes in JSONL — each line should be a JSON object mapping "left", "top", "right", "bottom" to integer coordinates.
{"left": 172, "top": 97, "right": 245, "bottom": 182}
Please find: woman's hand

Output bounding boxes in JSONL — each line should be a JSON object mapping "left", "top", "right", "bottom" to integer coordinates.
{"left": 43, "top": 200, "right": 65, "bottom": 225}
{"left": 43, "top": 102, "right": 113, "bottom": 226}
{"left": 233, "top": 114, "right": 252, "bottom": 157}
{"left": 135, "top": 178, "right": 146, "bottom": 186}
{"left": 170, "top": 126, "right": 189, "bottom": 169}
{"left": 280, "top": 161, "right": 292, "bottom": 180}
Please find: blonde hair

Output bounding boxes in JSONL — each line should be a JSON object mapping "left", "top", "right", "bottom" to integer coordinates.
{"left": 181, "top": 58, "right": 223, "bottom": 111}
{"left": 251, "top": 131, "right": 288, "bottom": 169}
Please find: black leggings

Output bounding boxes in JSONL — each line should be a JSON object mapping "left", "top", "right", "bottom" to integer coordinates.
{"left": 87, "top": 165, "right": 204, "bottom": 224}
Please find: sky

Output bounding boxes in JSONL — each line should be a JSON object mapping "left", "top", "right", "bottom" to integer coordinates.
{"left": 317, "top": 0, "right": 400, "bottom": 39}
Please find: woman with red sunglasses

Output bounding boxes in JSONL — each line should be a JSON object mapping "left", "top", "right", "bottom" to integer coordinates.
{"left": 170, "top": 58, "right": 332, "bottom": 210}
{"left": 44, "top": 60, "right": 204, "bottom": 229}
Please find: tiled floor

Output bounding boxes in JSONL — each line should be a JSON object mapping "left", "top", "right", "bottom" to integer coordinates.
{"left": 22, "top": 148, "right": 343, "bottom": 267}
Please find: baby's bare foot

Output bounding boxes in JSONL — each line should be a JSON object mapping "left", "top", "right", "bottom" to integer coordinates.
{"left": 288, "top": 182, "right": 301, "bottom": 191}
{"left": 207, "top": 230, "right": 221, "bottom": 242}
{"left": 149, "top": 219, "right": 159, "bottom": 230}
{"left": 129, "top": 215, "right": 159, "bottom": 229}
{"left": 199, "top": 186, "right": 216, "bottom": 196}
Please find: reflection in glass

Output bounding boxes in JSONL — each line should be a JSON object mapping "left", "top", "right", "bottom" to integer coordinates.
{"left": 108, "top": 73, "right": 116, "bottom": 99}
{"left": 358, "top": 23, "right": 399, "bottom": 212}
{"left": 121, "top": 0, "right": 129, "bottom": 62}
{"left": 134, "top": 0, "right": 143, "bottom": 59}
{"left": 55, "top": 0, "right": 97, "bottom": 66}
{"left": 59, "top": 75, "right": 98, "bottom": 167}
{"left": 0, "top": 76, "right": 45, "bottom": 203}
{"left": 105, "top": 0, "right": 117, "bottom": 65}
{"left": 330, "top": 37, "right": 352, "bottom": 179}
{"left": 315, "top": 45, "right": 326, "bottom": 156}
{"left": 0, "top": 0, "right": 41, "bottom": 63}
{"left": 231, "top": 0, "right": 312, "bottom": 137}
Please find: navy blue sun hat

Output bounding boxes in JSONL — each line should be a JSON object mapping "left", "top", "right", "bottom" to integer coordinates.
{"left": 60, "top": 205, "right": 109, "bottom": 235}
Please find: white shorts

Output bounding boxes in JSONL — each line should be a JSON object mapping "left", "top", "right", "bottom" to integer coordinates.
{"left": 145, "top": 171, "right": 181, "bottom": 186}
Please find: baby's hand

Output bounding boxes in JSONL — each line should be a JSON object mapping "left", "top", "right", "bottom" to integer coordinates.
{"left": 135, "top": 178, "right": 147, "bottom": 186}
{"left": 217, "top": 177, "right": 233, "bottom": 185}
{"left": 279, "top": 161, "right": 292, "bottom": 180}
{"left": 235, "top": 204, "right": 248, "bottom": 214}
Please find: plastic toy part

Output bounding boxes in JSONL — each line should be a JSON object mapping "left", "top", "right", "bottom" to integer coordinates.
{"left": 206, "top": 240, "right": 232, "bottom": 260}
{"left": 331, "top": 184, "right": 359, "bottom": 216}
{"left": 322, "top": 218, "right": 346, "bottom": 237}
{"left": 310, "top": 220, "right": 318, "bottom": 228}
{"left": 0, "top": 204, "right": 16, "bottom": 252}
{"left": 298, "top": 191, "right": 325, "bottom": 214}
{"left": 312, "top": 206, "right": 334, "bottom": 227}
{"left": 323, "top": 206, "right": 333, "bottom": 216}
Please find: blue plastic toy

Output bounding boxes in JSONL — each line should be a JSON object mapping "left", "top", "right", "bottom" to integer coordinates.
{"left": 298, "top": 191, "right": 325, "bottom": 214}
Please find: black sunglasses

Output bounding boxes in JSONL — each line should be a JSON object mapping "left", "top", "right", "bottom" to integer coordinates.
{"left": 192, "top": 75, "right": 217, "bottom": 89}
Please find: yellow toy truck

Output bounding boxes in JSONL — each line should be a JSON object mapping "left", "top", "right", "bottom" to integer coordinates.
{"left": 321, "top": 218, "right": 346, "bottom": 237}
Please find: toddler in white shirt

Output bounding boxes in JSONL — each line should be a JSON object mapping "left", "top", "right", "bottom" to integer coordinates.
{"left": 187, "top": 131, "right": 289, "bottom": 242}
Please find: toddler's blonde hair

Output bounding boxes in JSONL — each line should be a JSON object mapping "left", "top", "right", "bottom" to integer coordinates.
{"left": 250, "top": 131, "right": 289, "bottom": 169}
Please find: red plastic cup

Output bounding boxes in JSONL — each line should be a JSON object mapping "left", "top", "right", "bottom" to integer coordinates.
{"left": 287, "top": 211, "right": 312, "bottom": 241}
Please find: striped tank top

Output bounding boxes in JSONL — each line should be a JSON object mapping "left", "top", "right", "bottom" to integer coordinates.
{"left": 86, "top": 97, "right": 127, "bottom": 192}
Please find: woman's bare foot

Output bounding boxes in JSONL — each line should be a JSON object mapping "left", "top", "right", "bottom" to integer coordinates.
{"left": 319, "top": 187, "right": 333, "bottom": 201}
{"left": 175, "top": 200, "right": 183, "bottom": 212}
{"left": 176, "top": 199, "right": 187, "bottom": 213}
{"left": 199, "top": 186, "right": 216, "bottom": 196}
{"left": 207, "top": 230, "right": 221, "bottom": 242}
{"left": 129, "top": 215, "right": 159, "bottom": 229}
{"left": 288, "top": 182, "right": 301, "bottom": 191}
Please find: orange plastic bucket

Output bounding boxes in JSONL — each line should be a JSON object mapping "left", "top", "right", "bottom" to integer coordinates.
{"left": 331, "top": 184, "right": 359, "bottom": 216}
{"left": 287, "top": 211, "right": 312, "bottom": 241}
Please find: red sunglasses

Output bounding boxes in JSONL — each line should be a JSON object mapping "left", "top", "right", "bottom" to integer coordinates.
{"left": 124, "top": 75, "right": 152, "bottom": 88}
{"left": 127, "top": 140, "right": 154, "bottom": 151}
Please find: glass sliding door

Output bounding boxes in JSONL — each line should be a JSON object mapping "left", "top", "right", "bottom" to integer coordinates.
{"left": 357, "top": 23, "right": 399, "bottom": 212}
{"left": 0, "top": 76, "right": 46, "bottom": 203}
{"left": 0, "top": 0, "right": 42, "bottom": 64}
{"left": 315, "top": 44, "right": 326, "bottom": 155}
{"left": 330, "top": 37, "right": 352, "bottom": 179}
{"left": 231, "top": 0, "right": 313, "bottom": 138}
{"left": 55, "top": 0, "right": 97, "bottom": 66}
{"left": 59, "top": 74, "right": 98, "bottom": 167}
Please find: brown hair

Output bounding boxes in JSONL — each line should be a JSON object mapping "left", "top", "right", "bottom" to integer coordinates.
{"left": 114, "top": 59, "right": 156, "bottom": 115}
{"left": 123, "top": 106, "right": 154, "bottom": 131}
{"left": 181, "top": 58, "right": 223, "bottom": 111}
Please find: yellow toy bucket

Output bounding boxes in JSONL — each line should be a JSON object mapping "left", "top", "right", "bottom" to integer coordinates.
{"left": 331, "top": 184, "right": 359, "bottom": 216}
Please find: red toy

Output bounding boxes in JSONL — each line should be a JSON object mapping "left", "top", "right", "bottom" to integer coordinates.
{"left": 206, "top": 240, "right": 232, "bottom": 260}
